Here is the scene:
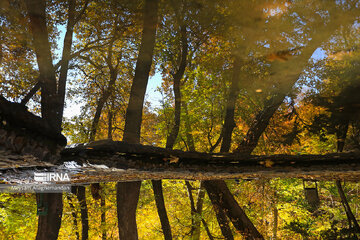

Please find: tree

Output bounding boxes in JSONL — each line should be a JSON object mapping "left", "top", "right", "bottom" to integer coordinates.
{"left": 117, "top": 0, "right": 159, "bottom": 239}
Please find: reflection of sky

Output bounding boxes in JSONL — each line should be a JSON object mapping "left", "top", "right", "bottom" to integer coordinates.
{"left": 311, "top": 48, "right": 327, "bottom": 61}
{"left": 57, "top": 21, "right": 327, "bottom": 118}
{"left": 56, "top": 25, "right": 163, "bottom": 118}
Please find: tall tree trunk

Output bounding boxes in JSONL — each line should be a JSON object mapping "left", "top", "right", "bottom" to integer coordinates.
{"left": 235, "top": 91, "right": 290, "bottom": 154}
{"left": 152, "top": 180, "right": 172, "bottom": 240}
{"left": 101, "top": 188, "right": 106, "bottom": 240}
{"left": 123, "top": 0, "right": 159, "bottom": 143}
{"left": 151, "top": 23, "right": 188, "bottom": 240}
{"left": 192, "top": 183, "right": 205, "bottom": 240}
{"left": 220, "top": 56, "right": 242, "bottom": 153}
{"left": 272, "top": 204, "right": 278, "bottom": 240}
{"left": 204, "top": 180, "right": 264, "bottom": 240}
{"left": 205, "top": 184, "right": 234, "bottom": 240}
{"left": 336, "top": 121, "right": 349, "bottom": 153}
{"left": 116, "top": 181, "right": 142, "bottom": 240}
{"left": 185, "top": 181, "right": 206, "bottom": 240}
{"left": 35, "top": 193, "right": 63, "bottom": 240}
{"left": 89, "top": 24, "right": 120, "bottom": 142}
{"left": 67, "top": 195, "right": 80, "bottom": 240}
{"left": 74, "top": 186, "right": 89, "bottom": 240}
{"left": 183, "top": 102, "right": 196, "bottom": 151}
{"left": 89, "top": 69, "right": 117, "bottom": 141}
{"left": 24, "top": 0, "right": 58, "bottom": 130}
{"left": 336, "top": 181, "right": 360, "bottom": 233}
{"left": 118, "top": 1, "right": 159, "bottom": 239}
{"left": 56, "top": 0, "right": 76, "bottom": 128}
{"left": 107, "top": 99, "right": 114, "bottom": 139}
{"left": 335, "top": 122, "right": 360, "bottom": 233}
{"left": 25, "top": 3, "right": 68, "bottom": 238}
{"left": 186, "top": 181, "right": 234, "bottom": 240}
{"left": 166, "top": 24, "right": 188, "bottom": 149}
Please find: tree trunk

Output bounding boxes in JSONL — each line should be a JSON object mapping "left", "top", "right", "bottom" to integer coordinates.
{"left": 205, "top": 184, "right": 234, "bottom": 240}
{"left": 21, "top": 81, "right": 41, "bottom": 105}
{"left": 35, "top": 193, "right": 63, "bottom": 240}
{"left": 235, "top": 15, "right": 348, "bottom": 154}
{"left": 101, "top": 188, "right": 106, "bottom": 240}
{"left": 192, "top": 182, "right": 206, "bottom": 240}
{"left": 336, "top": 121, "right": 349, "bottom": 153}
{"left": 107, "top": 99, "right": 114, "bottom": 140}
{"left": 183, "top": 102, "right": 196, "bottom": 151}
{"left": 204, "top": 180, "right": 264, "bottom": 240}
{"left": 336, "top": 180, "right": 360, "bottom": 233}
{"left": 89, "top": 69, "right": 117, "bottom": 141}
{"left": 201, "top": 218, "right": 215, "bottom": 240}
{"left": 118, "top": 1, "right": 159, "bottom": 239}
{"left": 236, "top": 91, "right": 289, "bottom": 154}
{"left": 151, "top": 24, "right": 188, "bottom": 240}
{"left": 220, "top": 56, "right": 242, "bottom": 153}
{"left": 123, "top": 0, "right": 159, "bottom": 143}
{"left": 67, "top": 195, "right": 80, "bottom": 240}
{"left": 272, "top": 205, "right": 278, "bottom": 240}
{"left": 24, "top": 0, "right": 58, "bottom": 130}
{"left": 166, "top": 24, "right": 188, "bottom": 149}
{"left": 116, "top": 181, "right": 142, "bottom": 240}
{"left": 56, "top": 0, "right": 76, "bottom": 128}
{"left": 152, "top": 180, "right": 172, "bottom": 240}
{"left": 74, "top": 186, "right": 89, "bottom": 240}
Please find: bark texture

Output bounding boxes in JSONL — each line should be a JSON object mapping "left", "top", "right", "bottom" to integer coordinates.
{"left": 35, "top": 193, "right": 63, "bottom": 240}
{"left": 123, "top": 0, "right": 159, "bottom": 143}
{"left": 74, "top": 186, "right": 89, "bottom": 240}
{"left": 24, "top": 0, "right": 58, "bottom": 129}
{"left": 336, "top": 180, "right": 360, "bottom": 233}
{"left": 152, "top": 180, "right": 172, "bottom": 240}
{"left": 116, "top": 181, "right": 142, "bottom": 240}
{"left": 204, "top": 180, "right": 264, "bottom": 240}
{"left": 166, "top": 24, "right": 188, "bottom": 149}
{"left": 117, "top": 0, "right": 159, "bottom": 239}
{"left": 220, "top": 56, "right": 242, "bottom": 153}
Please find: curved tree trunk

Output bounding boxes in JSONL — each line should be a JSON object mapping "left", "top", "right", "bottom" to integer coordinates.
{"left": 183, "top": 102, "right": 196, "bottom": 151}
{"left": 235, "top": 14, "right": 348, "bottom": 154}
{"left": 100, "top": 184, "right": 106, "bottom": 240}
{"left": 89, "top": 69, "right": 117, "bottom": 141}
{"left": 166, "top": 24, "right": 188, "bottom": 149}
{"left": 220, "top": 56, "right": 242, "bottom": 153}
{"left": 335, "top": 121, "right": 360, "bottom": 234}
{"left": 151, "top": 19, "right": 188, "bottom": 240}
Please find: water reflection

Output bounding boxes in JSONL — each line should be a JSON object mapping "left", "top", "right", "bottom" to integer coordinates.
{"left": 1, "top": 179, "right": 359, "bottom": 239}
{"left": 1, "top": 0, "right": 360, "bottom": 239}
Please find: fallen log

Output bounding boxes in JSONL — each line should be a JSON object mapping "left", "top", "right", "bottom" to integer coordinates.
{"left": 57, "top": 140, "right": 360, "bottom": 182}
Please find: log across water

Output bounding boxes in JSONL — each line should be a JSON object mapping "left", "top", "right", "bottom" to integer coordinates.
{"left": 1, "top": 140, "right": 360, "bottom": 183}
